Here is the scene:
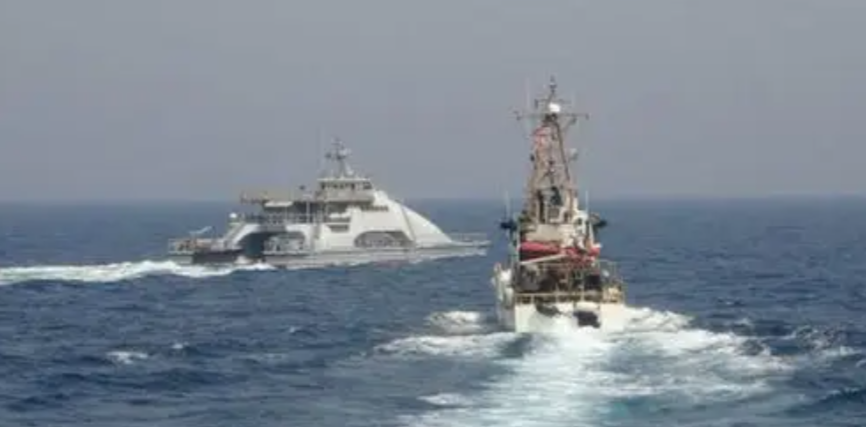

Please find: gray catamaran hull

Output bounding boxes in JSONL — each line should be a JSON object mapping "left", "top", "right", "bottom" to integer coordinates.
{"left": 168, "top": 243, "right": 487, "bottom": 268}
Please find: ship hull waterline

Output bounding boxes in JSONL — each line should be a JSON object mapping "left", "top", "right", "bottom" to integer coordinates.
{"left": 491, "top": 269, "right": 628, "bottom": 333}
{"left": 168, "top": 242, "right": 488, "bottom": 268}
{"left": 494, "top": 300, "right": 629, "bottom": 333}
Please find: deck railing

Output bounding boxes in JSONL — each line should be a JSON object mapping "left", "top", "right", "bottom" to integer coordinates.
{"left": 521, "top": 257, "right": 624, "bottom": 282}
{"left": 238, "top": 212, "right": 353, "bottom": 226}
{"left": 239, "top": 189, "right": 376, "bottom": 204}
{"left": 262, "top": 238, "right": 309, "bottom": 255}
{"left": 239, "top": 213, "right": 314, "bottom": 225}
{"left": 239, "top": 190, "right": 299, "bottom": 204}
{"left": 513, "top": 288, "right": 624, "bottom": 305}
{"left": 167, "top": 237, "right": 233, "bottom": 254}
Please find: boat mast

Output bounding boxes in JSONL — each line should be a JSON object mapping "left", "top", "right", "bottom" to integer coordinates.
{"left": 515, "top": 76, "right": 588, "bottom": 225}
{"left": 325, "top": 138, "right": 355, "bottom": 178}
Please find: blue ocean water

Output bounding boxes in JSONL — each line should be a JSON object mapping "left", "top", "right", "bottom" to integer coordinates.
{"left": 0, "top": 198, "right": 864, "bottom": 427}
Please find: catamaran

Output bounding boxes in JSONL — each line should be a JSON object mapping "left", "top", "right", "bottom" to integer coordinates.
{"left": 168, "top": 140, "right": 489, "bottom": 267}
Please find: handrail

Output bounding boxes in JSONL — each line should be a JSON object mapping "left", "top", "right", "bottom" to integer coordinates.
{"left": 516, "top": 257, "right": 623, "bottom": 279}
{"left": 263, "top": 239, "right": 309, "bottom": 255}
{"left": 241, "top": 213, "right": 311, "bottom": 225}
{"left": 167, "top": 237, "right": 235, "bottom": 254}
{"left": 238, "top": 212, "right": 355, "bottom": 226}
{"left": 239, "top": 189, "right": 376, "bottom": 204}
{"left": 239, "top": 190, "right": 299, "bottom": 204}
{"left": 513, "top": 288, "right": 624, "bottom": 304}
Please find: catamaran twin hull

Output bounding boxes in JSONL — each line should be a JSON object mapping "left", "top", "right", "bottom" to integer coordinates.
{"left": 168, "top": 241, "right": 488, "bottom": 268}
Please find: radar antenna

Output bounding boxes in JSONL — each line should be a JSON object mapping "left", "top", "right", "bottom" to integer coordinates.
{"left": 514, "top": 76, "right": 589, "bottom": 225}
{"left": 324, "top": 138, "right": 355, "bottom": 178}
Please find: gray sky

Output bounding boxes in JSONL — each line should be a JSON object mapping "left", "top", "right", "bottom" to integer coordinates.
{"left": 1, "top": 0, "right": 864, "bottom": 201}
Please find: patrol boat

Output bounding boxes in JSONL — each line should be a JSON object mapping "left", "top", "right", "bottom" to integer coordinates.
{"left": 491, "top": 77, "right": 626, "bottom": 332}
{"left": 168, "top": 140, "right": 489, "bottom": 267}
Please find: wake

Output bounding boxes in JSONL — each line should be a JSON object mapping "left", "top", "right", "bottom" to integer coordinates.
{"left": 0, "top": 250, "right": 483, "bottom": 286}
{"left": 0, "top": 260, "right": 274, "bottom": 286}
{"left": 376, "top": 307, "right": 797, "bottom": 427}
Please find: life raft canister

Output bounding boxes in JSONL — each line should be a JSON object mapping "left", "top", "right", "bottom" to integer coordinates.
{"left": 518, "top": 241, "right": 601, "bottom": 260}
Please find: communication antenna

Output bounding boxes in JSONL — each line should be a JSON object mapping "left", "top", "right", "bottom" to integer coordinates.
{"left": 504, "top": 189, "right": 512, "bottom": 219}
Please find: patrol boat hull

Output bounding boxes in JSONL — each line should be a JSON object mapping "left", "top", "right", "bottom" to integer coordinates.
{"left": 495, "top": 301, "right": 629, "bottom": 333}
{"left": 491, "top": 262, "right": 627, "bottom": 333}
{"left": 490, "top": 77, "right": 628, "bottom": 333}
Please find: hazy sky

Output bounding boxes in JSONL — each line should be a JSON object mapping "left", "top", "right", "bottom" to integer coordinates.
{"left": 1, "top": 0, "right": 864, "bottom": 201}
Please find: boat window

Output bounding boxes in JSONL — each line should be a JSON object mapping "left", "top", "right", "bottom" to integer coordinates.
{"left": 329, "top": 224, "right": 349, "bottom": 233}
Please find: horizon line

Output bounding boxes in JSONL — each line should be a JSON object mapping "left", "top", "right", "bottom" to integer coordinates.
{"left": 1, "top": 192, "right": 864, "bottom": 205}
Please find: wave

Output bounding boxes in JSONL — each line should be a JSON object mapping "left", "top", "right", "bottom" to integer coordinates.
{"left": 106, "top": 350, "right": 149, "bottom": 365}
{"left": 0, "top": 260, "right": 273, "bottom": 286}
{"left": 0, "top": 250, "right": 483, "bottom": 287}
{"left": 388, "top": 306, "right": 794, "bottom": 427}
{"left": 424, "top": 310, "right": 492, "bottom": 335}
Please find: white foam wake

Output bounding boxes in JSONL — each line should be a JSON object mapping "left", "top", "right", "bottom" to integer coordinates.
{"left": 401, "top": 306, "right": 792, "bottom": 427}
{"left": 0, "top": 250, "right": 481, "bottom": 286}
{"left": 0, "top": 260, "right": 273, "bottom": 286}
{"left": 106, "top": 350, "right": 149, "bottom": 365}
{"left": 374, "top": 310, "right": 506, "bottom": 358}
{"left": 425, "top": 310, "right": 491, "bottom": 335}
{"left": 376, "top": 332, "right": 515, "bottom": 359}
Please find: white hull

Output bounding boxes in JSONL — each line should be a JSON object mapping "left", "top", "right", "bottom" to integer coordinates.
{"left": 171, "top": 243, "right": 486, "bottom": 268}
{"left": 495, "top": 300, "right": 628, "bottom": 333}
{"left": 489, "top": 78, "right": 628, "bottom": 334}
{"left": 167, "top": 141, "right": 491, "bottom": 268}
{"left": 491, "top": 267, "right": 627, "bottom": 333}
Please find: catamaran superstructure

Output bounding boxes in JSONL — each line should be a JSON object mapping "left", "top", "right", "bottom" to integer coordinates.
{"left": 168, "top": 140, "right": 489, "bottom": 267}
